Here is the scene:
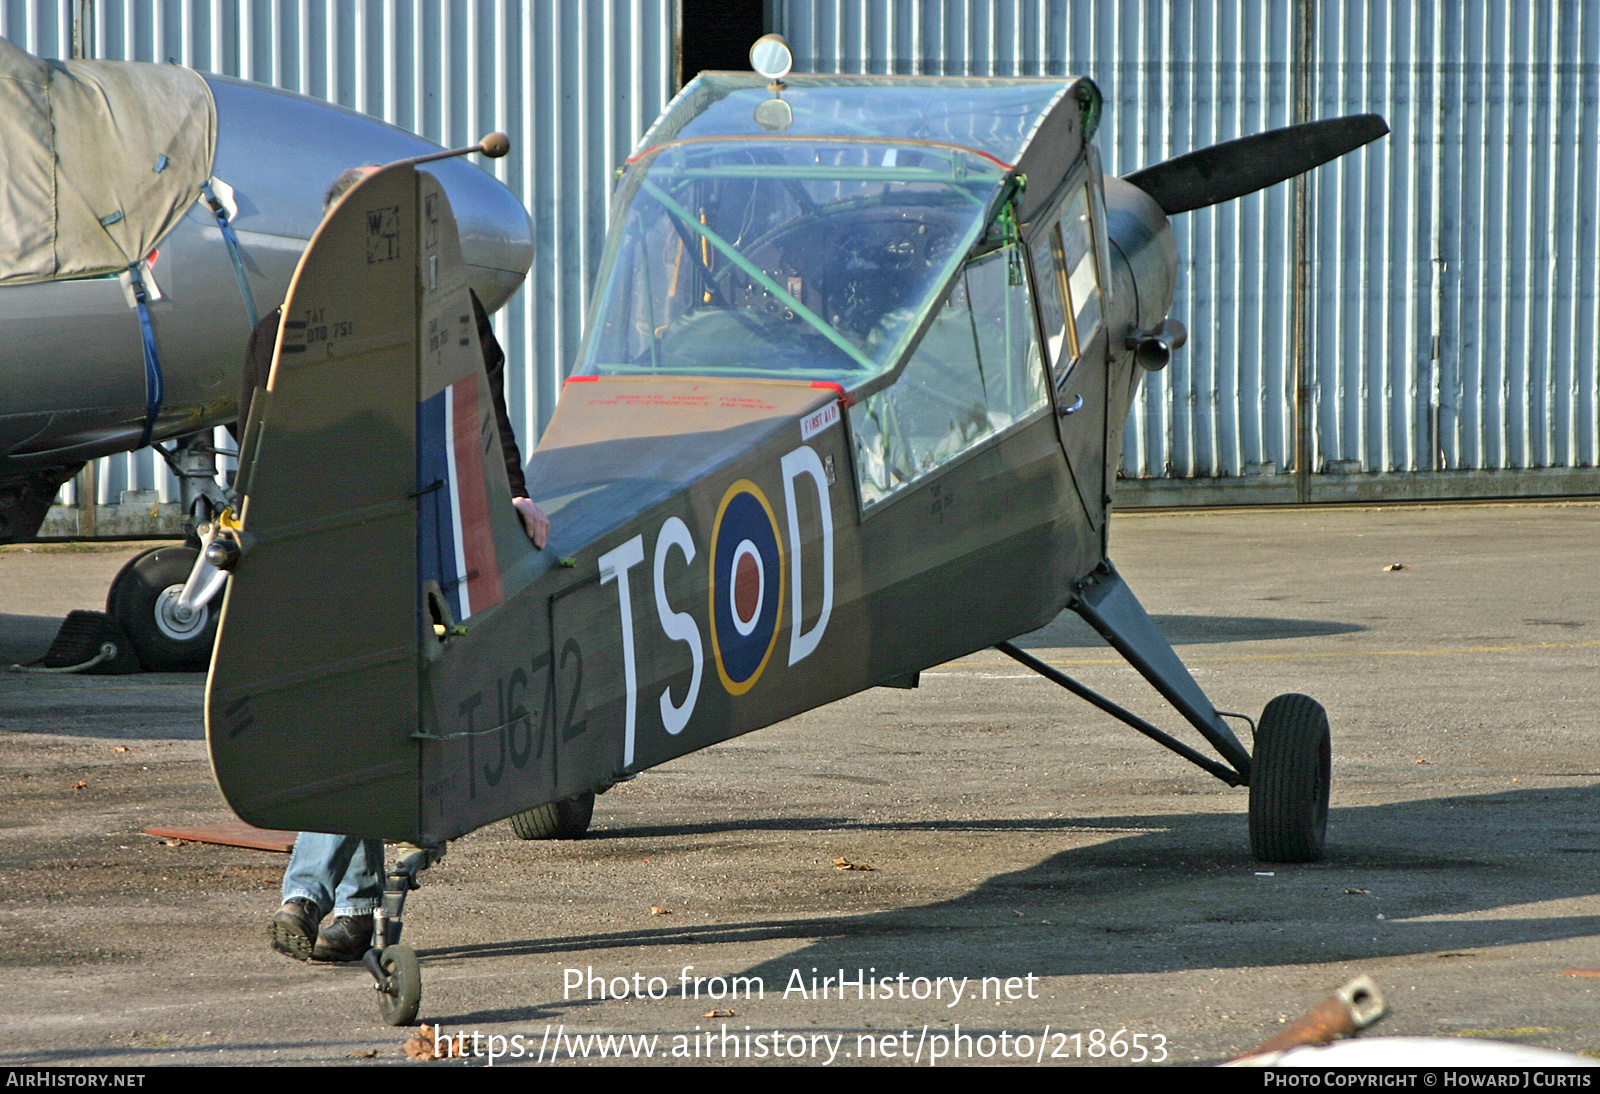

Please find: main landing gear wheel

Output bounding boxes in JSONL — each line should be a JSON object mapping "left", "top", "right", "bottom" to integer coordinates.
{"left": 508, "top": 791, "right": 595, "bottom": 840}
{"left": 106, "top": 546, "right": 219, "bottom": 671}
{"left": 1248, "top": 693, "right": 1331, "bottom": 863}
{"left": 374, "top": 944, "right": 422, "bottom": 1026}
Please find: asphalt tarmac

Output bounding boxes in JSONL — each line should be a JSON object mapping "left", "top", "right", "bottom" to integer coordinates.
{"left": 2, "top": 503, "right": 1598, "bottom": 1067}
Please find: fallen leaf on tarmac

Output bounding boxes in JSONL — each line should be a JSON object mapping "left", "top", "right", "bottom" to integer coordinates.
{"left": 403, "top": 1023, "right": 463, "bottom": 1060}
{"left": 1415, "top": 758, "right": 1430, "bottom": 764}
{"left": 832, "top": 857, "right": 873, "bottom": 871}
{"left": 161, "top": 839, "right": 185, "bottom": 847}
{"left": 705, "top": 1008, "right": 734, "bottom": 1018}
{"left": 1344, "top": 888, "right": 1370, "bottom": 895}
{"left": 71, "top": 781, "right": 86, "bottom": 791}
{"left": 1383, "top": 563, "right": 1409, "bottom": 572}
{"left": 348, "top": 1049, "right": 377, "bottom": 1059}
{"left": 1011, "top": 909, "right": 1025, "bottom": 917}
{"left": 650, "top": 905, "right": 671, "bottom": 916}
{"left": 112, "top": 746, "right": 131, "bottom": 753}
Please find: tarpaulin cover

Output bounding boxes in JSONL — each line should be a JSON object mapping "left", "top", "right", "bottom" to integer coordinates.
{"left": 0, "top": 38, "right": 215, "bottom": 285}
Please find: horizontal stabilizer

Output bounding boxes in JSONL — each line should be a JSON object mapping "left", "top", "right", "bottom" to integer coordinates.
{"left": 1123, "top": 113, "right": 1389, "bottom": 216}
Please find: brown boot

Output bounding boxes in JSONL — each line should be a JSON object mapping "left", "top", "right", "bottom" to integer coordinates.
{"left": 269, "top": 897, "right": 321, "bottom": 961}
{"left": 312, "top": 914, "right": 374, "bottom": 962}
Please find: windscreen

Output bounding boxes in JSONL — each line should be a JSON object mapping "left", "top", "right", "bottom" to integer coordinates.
{"left": 577, "top": 138, "right": 1008, "bottom": 385}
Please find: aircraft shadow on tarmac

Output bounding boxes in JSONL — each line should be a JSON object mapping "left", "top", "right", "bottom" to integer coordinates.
{"left": 0, "top": 611, "right": 205, "bottom": 740}
{"left": 0, "top": 612, "right": 70, "bottom": 665}
{"left": 420, "top": 782, "right": 1600, "bottom": 1024}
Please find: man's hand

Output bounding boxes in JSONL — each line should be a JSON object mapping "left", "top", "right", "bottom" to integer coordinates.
{"left": 512, "top": 496, "right": 550, "bottom": 549}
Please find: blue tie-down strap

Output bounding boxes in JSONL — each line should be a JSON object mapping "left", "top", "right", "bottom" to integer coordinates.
{"left": 128, "top": 263, "right": 164, "bottom": 450}
{"left": 201, "top": 182, "right": 258, "bottom": 329}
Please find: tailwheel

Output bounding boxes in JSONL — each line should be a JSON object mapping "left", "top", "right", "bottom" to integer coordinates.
{"left": 373, "top": 944, "right": 422, "bottom": 1026}
{"left": 1248, "top": 693, "right": 1331, "bottom": 863}
{"left": 508, "top": 791, "right": 595, "bottom": 840}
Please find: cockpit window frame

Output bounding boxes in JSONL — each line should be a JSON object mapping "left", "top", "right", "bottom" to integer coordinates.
{"left": 574, "top": 135, "right": 1022, "bottom": 397}
{"left": 1021, "top": 150, "right": 1108, "bottom": 392}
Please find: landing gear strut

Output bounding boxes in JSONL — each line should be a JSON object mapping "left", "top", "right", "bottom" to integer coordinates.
{"left": 999, "top": 560, "right": 1331, "bottom": 863}
{"left": 107, "top": 432, "right": 237, "bottom": 671}
{"left": 364, "top": 843, "right": 443, "bottom": 1026}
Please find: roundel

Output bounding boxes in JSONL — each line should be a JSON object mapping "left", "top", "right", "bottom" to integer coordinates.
{"left": 709, "top": 480, "right": 785, "bottom": 695}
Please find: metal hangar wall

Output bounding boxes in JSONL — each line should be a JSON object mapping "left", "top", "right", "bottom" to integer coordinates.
{"left": 4, "top": 0, "right": 1597, "bottom": 529}
{"left": 774, "top": 0, "right": 1600, "bottom": 505}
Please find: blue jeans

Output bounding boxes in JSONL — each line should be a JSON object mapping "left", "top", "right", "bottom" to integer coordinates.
{"left": 282, "top": 832, "right": 383, "bottom": 917}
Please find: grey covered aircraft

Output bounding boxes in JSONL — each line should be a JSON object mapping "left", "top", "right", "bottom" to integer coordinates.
{"left": 0, "top": 38, "right": 531, "bottom": 668}
{"left": 204, "top": 37, "right": 1386, "bottom": 1024}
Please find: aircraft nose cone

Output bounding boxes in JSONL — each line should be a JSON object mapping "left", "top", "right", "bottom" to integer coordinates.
{"left": 204, "top": 76, "right": 536, "bottom": 316}
{"left": 453, "top": 178, "right": 534, "bottom": 314}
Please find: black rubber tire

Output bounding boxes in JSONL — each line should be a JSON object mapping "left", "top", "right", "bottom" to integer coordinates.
{"left": 508, "top": 792, "right": 596, "bottom": 840}
{"left": 376, "top": 944, "right": 422, "bottom": 1026}
{"left": 105, "top": 546, "right": 218, "bottom": 672}
{"left": 1248, "top": 693, "right": 1331, "bottom": 863}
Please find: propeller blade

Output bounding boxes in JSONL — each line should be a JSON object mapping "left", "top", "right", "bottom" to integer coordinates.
{"left": 1123, "top": 113, "right": 1388, "bottom": 216}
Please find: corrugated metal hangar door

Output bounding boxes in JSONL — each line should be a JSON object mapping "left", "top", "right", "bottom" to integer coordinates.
{"left": 777, "top": 0, "right": 1600, "bottom": 505}
{"left": 5, "top": 0, "right": 1599, "bottom": 531}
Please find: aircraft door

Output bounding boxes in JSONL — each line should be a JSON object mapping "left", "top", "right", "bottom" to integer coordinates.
{"left": 849, "top": 245, "right": 1048, "bottom": 508}
{"left": 1032, "top": 184, "right": 1108, "bottom": 534}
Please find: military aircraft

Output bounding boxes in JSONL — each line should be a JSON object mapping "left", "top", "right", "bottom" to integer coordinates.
{"left": 0, "top": 38, "right": 532, "bottom": 669}
{"left": 205, "top": 35, "right": 1386, "bottom": 1024}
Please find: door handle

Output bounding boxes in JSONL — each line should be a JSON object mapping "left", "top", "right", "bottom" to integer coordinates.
{"left": 1059, "top": 393, "right": 1084, "bottom": 416}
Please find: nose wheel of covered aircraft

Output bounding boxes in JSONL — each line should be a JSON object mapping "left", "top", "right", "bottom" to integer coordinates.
{"left": 508, "top": 791, "right": 595, "bottom": 839}
{"left": 106, "top": 546, "right": 219, "bottom": 671}
{"left": 1248, "top": 694, "right": 1331, "bottom": 863}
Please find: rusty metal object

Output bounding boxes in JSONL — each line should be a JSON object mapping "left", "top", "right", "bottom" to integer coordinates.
{"left": 143, "top": 823, "right": 296, "bottom": 853}
{"left": 1236, "top": 975, "right": 1387, "bottom": 1060}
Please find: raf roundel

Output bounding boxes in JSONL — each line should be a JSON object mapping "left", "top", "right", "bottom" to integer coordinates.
{"left": 709, "top": 480, "right": 785, "bottom": 695}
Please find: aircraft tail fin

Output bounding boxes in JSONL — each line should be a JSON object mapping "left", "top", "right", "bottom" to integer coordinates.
{"left": 206, "top": 163, "right": 529, "bottom": 842}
